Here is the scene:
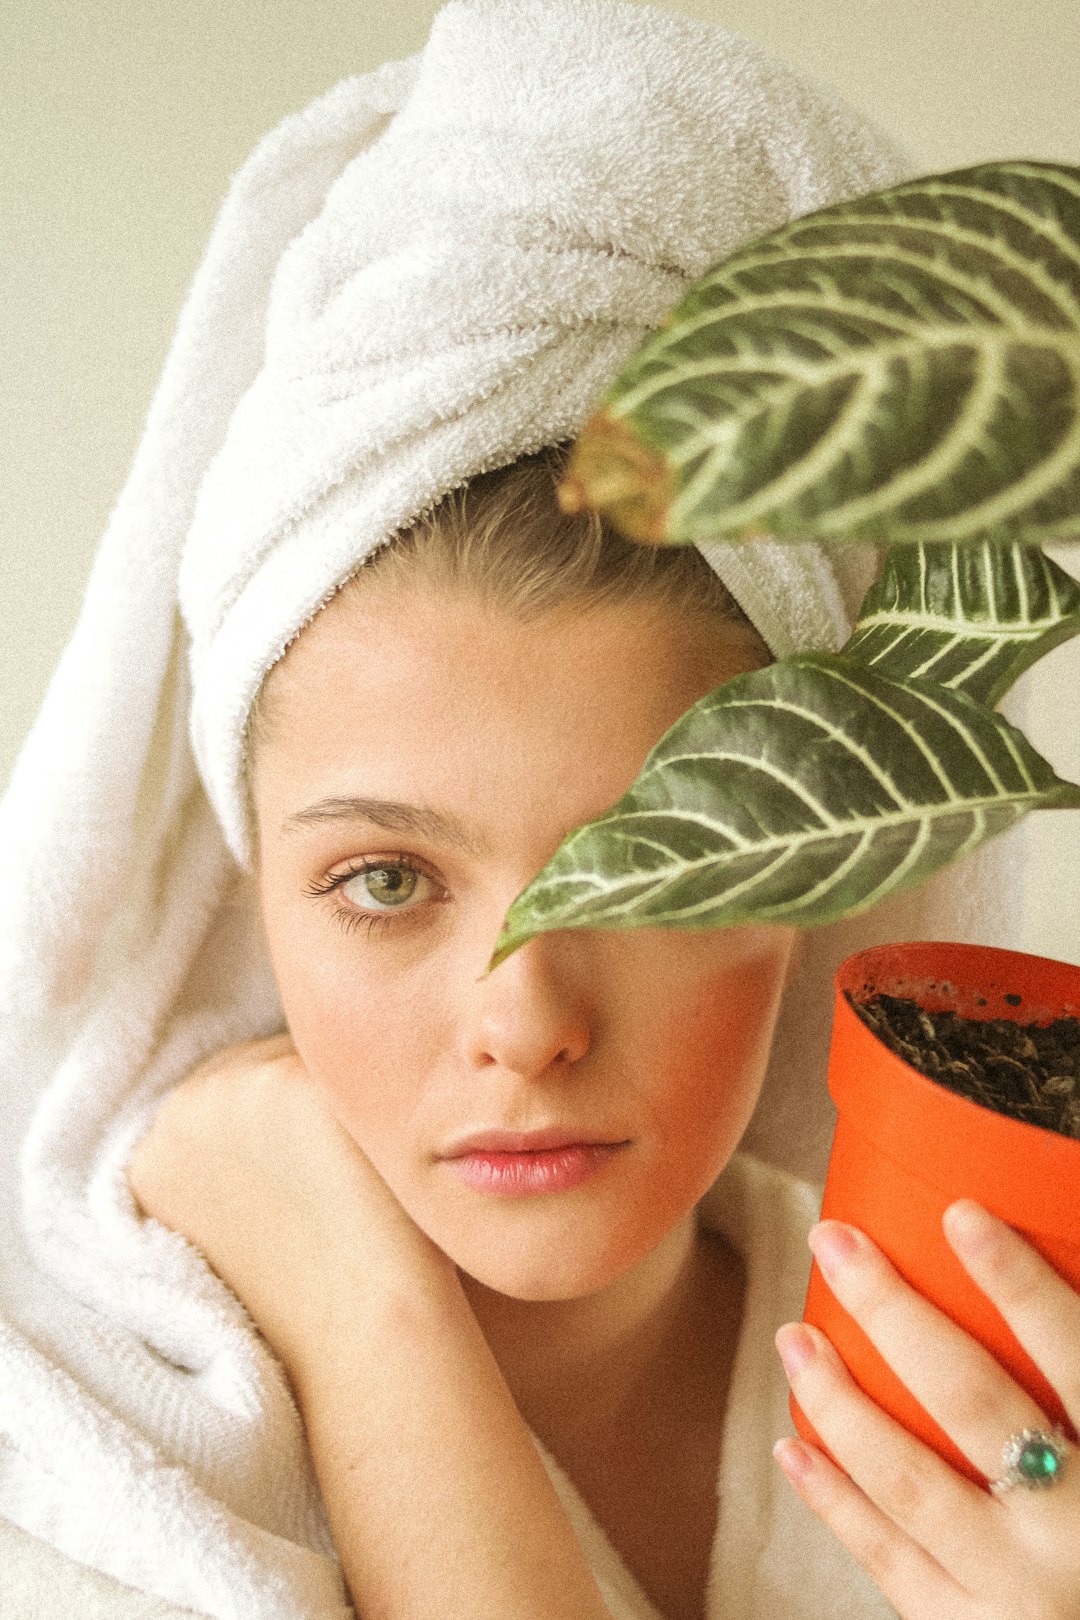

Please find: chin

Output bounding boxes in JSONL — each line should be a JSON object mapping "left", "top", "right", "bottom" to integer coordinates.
{"left": 458, "top": 1257, "right": 625, "bottom": 1303}
{"left": 441, "top": 1217, "right": 660, "bottom": 1302}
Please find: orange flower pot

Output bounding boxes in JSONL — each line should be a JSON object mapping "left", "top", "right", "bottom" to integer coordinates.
{"left": 790, "top": 941, "right": 1080, "bottom": 1489}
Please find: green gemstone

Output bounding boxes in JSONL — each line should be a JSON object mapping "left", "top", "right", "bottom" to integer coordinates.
{"left": 1018, "top": 1442, "right": 1060, "bottom": 1481}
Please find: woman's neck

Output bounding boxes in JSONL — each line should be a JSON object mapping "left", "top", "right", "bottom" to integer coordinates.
{"left": 457, "top": 1210, "right": 741, "bottom": 1447}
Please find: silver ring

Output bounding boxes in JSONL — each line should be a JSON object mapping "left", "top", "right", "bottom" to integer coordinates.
{"left": 988, "top": 1425, "right": 1070, "bottom": 1497}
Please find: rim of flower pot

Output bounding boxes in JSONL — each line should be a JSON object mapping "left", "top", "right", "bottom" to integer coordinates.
{"left": 827, "top": 940, "right": 1080, "bottom": 1236}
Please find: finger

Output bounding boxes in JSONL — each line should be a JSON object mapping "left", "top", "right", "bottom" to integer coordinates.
{"left": 808, "top": 1220, "right": 1053, "bottom": 1485}
{"left": 189, "top": 1031, "right": 296, "bottom": 1083}
{"left": 777, "top": 1321, "right": 994, "bottom": 1594}
{"left": 230, "top": 1031, "right": 296, "bottom": 1062}
{"left": 772, "top": 1430, "right": 968, "bottom": 1620}
{"left": 943, "top": 1200, "right": 1080, "bottom": 1437}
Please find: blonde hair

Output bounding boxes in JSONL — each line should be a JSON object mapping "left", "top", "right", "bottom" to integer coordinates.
{"left": 247, "top": 439, "right": 767, "bottom": 767}
{"left": 340, "top": 440, "right": 755, "bottom": 620}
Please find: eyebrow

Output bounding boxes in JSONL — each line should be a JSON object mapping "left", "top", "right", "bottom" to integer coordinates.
{"left": 280, "top": 795, "right": 488, "bottom": 857}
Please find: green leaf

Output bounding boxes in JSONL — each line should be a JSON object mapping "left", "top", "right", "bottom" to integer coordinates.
{"left": 844, "top": 540, "right": 1080, "bottom": 703}
{"left": 561, "top": 161, "right": 1080, "bottom": 550}
{"left": 486, "top": 653, "right": 1080, "bottom": 970}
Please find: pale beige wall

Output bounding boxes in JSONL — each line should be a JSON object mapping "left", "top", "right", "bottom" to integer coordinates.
{"left": 3, "top": 0, "right": 1078, "bottom": 959}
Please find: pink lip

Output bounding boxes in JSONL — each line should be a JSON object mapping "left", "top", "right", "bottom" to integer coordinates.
{"left": 442, "top": 1142, "right": 627, "bottom": 1197}
{"left": 439, "top": 1127, "right": 631, "bottom": 1198}
{"left": 441, "top": 1126, "right": 627, "bottom": 1156}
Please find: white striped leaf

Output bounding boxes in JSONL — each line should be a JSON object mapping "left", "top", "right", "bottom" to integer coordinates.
{"left": 559, "top": 161, "right": 1080, "bottom": 550}
{"left": 486, "top": 654, "right": 1080, "bottom": 969}
{"left": 844, "top": 540, "right": 1080, "bottom": 703}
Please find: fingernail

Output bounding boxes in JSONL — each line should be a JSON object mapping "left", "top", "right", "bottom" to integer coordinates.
{"left": 808, "top": 1221, "right": 860, "bottom": 1281}
{"left": 943, "top": 1200, "right": 1000, "bottom": 1254}
{"left": 775, "top": 1323, "right": 816, "bottom": 1379}
{"left": 773, "top": 1437, "right": 814, "bottom": 1482}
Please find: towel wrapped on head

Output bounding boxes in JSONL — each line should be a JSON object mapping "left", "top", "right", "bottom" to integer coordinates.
{"left": 177, "top": 0, "right": 911, "bottom": 870}
{"left": 0, "top": 3, "right": 1019, "bottom": 1616}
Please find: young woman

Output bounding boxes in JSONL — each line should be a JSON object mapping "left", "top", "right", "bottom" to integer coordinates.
{"left": 1, "top": 4, "right": 1075, "bottom": 1619}
{"left": 125, "top": 447, "right": 1080, "bottom": 1620}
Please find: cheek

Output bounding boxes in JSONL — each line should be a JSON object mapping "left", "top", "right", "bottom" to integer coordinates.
{"left": 643, "top": 943, "right": 789, "bottom": 1163}
{"left": 263, "top": 920, "right": 439, "bottom": 1164}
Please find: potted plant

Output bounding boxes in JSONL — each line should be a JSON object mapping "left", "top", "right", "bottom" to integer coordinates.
{"left": 794, "top": 939, "right": 1080, "bottom": 1482}
{"left": 477, "top": 159, "right": 1080, "bottom": 1469}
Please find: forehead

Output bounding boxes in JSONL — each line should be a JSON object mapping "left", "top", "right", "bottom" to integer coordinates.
{"left": 251, "top": 578, "right": 768, "bottom": 793}
{"left": 266, "top": 573, "right": 765, "bottom": 696}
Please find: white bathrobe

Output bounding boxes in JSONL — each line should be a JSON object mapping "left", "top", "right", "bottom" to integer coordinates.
{"left": 0, "top": 1150, "right": 898, "bottom": 1620}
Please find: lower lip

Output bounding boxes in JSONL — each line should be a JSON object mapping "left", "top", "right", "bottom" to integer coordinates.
{"left": 443, "top": 1143, "right": 626, "bottom": 1196}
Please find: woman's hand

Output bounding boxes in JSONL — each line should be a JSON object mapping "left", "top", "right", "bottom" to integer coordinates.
{"left": 773, "top": 1204, "right": 1080, "bottom": 1619}
{"left": 127, "top": 1032, "right": 458, "bottom": 1382}
{"left": 129, "top": 1036, "right": 613, "bottom": 1620}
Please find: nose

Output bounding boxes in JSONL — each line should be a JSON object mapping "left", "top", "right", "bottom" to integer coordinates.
{"left": 462, "top": 923, "right": 592, "bottom": 1080}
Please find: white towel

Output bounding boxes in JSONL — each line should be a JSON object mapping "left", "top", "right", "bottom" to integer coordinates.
{"left": 175, "top": 0, "right": 919, "bottom": 868}
{"left": 0, "top": 2, "right": 1020, "bottom": 1615}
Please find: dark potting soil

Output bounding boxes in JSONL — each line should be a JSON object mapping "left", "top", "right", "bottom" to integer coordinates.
{"left": 847, "top": 991, "right": 1080, "bottom": 1142}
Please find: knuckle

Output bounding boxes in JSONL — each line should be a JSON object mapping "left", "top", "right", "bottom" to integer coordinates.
{"left": 847, "top": 1259, "right": 895, "bottom": 1333}
{"left": 185, "top": 1047, "right": 235, "bottom": 1085}
{"left": 871, "top": 1455, "right": 929, "bottom": 1526}
{"left": 808, "top": 1363, "right": 859, "bottom": 1438}
{"left": 989, "top": 1250, "right": 1044, "bottom": 1313}
{"left": 933, "top": 1364, "right": 1000, "bottom": 1432}
{"left": 846, "top": 1514, "right": 903, "bottom": 1587}
{"left": 187, "top": 1034, "right": 286, "bottom": 1085}
{"left": 949, "top": 1383, "right": 1006, "bottom": 1440}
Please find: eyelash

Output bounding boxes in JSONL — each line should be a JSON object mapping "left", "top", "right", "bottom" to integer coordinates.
{"left": 302, "top": 853, "right": 442, "bottom": 938}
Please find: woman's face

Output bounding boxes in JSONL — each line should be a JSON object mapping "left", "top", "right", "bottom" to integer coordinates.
{"left": 251, "top": 576, "right": 795, "bottom": 1300}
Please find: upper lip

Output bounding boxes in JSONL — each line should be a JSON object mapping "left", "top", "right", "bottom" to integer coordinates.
{"left": 440, "top": 1126, "right": 630, "bottom": 1157}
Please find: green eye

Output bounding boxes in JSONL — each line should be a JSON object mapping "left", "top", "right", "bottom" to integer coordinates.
{"left": 342, "top": 862, "right": 423, "bottom": 911}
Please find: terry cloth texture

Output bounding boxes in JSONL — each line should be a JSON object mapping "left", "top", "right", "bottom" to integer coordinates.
{"left": 0, "top": 1, "right": 1021, "bottom": 1615}
{"left": 0, "top": 1153, "right": 897, "bottom": 1620}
